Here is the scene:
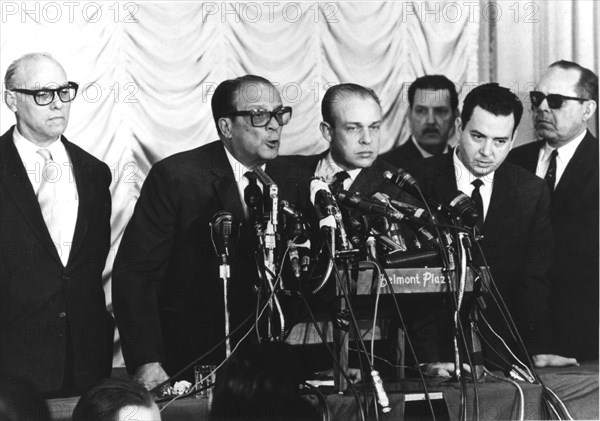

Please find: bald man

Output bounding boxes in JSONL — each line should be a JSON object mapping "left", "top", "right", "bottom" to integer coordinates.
{"left": 1, "top": 53, "right": 113, "bottom": 396}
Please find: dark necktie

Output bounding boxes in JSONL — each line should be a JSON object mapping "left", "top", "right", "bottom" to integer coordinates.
{"left": 329, "top": 171, "right": 350, "bottom": 197}
{"left": 244, "top": 171, "right": 262, "bottom": 221}
{"left": 545, "top": 149, "right": 558, "bottom": 192}
{"left": 471, "top": 179, "right": 484, "bottom": 231}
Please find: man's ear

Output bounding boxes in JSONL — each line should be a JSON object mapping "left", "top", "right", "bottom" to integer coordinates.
{"left": 319, "top": 121, "right": 333, "bottom": 143}
{"left": 218, "top": 117, "right": 232, "bottom": 138}
{"left": 455, "top": 117, "right": 463, "bottom": 136}
{"left": 582, "top": 100, "right": 597, "bottom": 122}
{"left": 5, "top": 90, "right": 17, "bottom": 113}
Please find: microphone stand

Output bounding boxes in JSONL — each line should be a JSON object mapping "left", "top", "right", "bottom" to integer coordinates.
{"left": 219, "top": 251, "right": 232, "bottom": 358}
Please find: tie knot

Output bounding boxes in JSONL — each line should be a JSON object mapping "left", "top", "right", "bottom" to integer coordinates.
{"left": 244, "top": 171, "right": 258, "bottom": 184}
{"left": 472, "top": 179, "right": 483, "bottom": 190}
{"left": 550, "top": 149, "right": 558, "bottom": 159}
{"left": 37, "top": 149, "right": 53, "bottom": 162}
{"left": 332, "top": 171, "right": 350, "bottom": 184}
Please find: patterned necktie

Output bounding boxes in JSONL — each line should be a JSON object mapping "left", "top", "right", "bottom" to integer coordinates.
{"left": 37, "top": 149, "right": 61, "bottom": 247}
{"left": 545, "top": 149, "right": 558, "bottom": 192}
{"left": 471, "top": 179, "right": 484, "bottom": 231}
{"left": 329, "top": 171, "right": 350, "bottom": 197}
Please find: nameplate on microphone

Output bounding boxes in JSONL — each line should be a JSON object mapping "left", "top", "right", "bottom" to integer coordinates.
{"left": 354, "top": 267, "right": 487, "bottom": 295}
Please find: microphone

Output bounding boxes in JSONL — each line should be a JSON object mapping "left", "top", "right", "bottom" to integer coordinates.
{"left": 383, "top": 249, "right": 441, "bottom": 268}
{"left": 336, "top": 190, "right": 403, "bottom": 221}
{"left": 251, "top": 165, "right": 279, "bottom": 228}
{"left": 244, "top": 176, "right": 263, "bottom": 224}
{"left": 209, "top": 210, "right": 239, "bottom": 358}
{"left": 387, "top": 199, "right": 430, "bottom": 223}
{"left": 309, "top": 177, "right": 338, "bottom": 230}
{"left": 210, "top": 211, "right": 238, "bottom": 260}
{"left": 383, "top": 168, "right": 421, "bottom": 199}
{"left": 449, "top": 193, "right": 480, "bottom": 229}
{"left": 371, "top": 193, "right": 408, "bottom": 251}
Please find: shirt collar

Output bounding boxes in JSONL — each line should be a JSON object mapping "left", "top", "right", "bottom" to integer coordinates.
{"left": 223, "top": 144, "right": 265, "bottom": 183}
{"left": 315, "top": 151, "right": 362, "bottom": 183}
{"left": 453, "top": 147, "right": 494, "bottom": 192}
{"left": 13, "top": 127, "right": 64, "bottom": 162}
{"left": 541, "top": 129, "right": 586, "bottom": 164}
{"left": 412, "top": 136, "right": 449, "bottom": 158}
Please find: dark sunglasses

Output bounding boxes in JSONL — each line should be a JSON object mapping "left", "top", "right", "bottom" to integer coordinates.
{"left": 10, "top": 82, "right": 79, "bottom": 106}
{"left": 530, "top": 90, "right": 588, "bottom": 109}
{"left": 226, "top": 106, "right": 292, "bottom": 127}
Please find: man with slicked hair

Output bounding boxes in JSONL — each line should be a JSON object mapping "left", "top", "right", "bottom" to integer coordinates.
{"left": 113, "top": 75, "right": 308, "bottom": 389}
{"left": 405, "top": 83, "right": 577, "bottom": 375}
{"left": 1, "top": 53, "right": 113, "bottom": 396}
{"left": 508, "top": 60, "right": 598, "bottom": 361}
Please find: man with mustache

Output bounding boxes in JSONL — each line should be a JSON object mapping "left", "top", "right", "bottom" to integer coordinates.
{"left": 113, "top": 75, "right": 307, "bottom": 389}
{"left": 382, "top": 75, "right": 459, "bottom": 165}
{"left": 1, "top": 53, "right": 113, "bottom": 396}
{"left": 405, "top": 83, "right": 577, "bottom": 376}
{"left": 508, "top": 61, "right": 598, "bottom": 361}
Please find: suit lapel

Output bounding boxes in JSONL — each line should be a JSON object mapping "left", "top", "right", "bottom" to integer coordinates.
{"left": 0, "top": 128, "right": 62, "bottom": 264}
{"left": 554, "top": 132, "right": 596, "bottom": 199}
{"left": 211, "top": 143, "right": 245, "bottom": 224}
{"left": 485, "top": 164, "right": 514, "bottom": 234}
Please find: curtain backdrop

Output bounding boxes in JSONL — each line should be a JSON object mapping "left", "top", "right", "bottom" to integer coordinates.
{"left": 0, "top": 1, "right": 596, "bottom": 366}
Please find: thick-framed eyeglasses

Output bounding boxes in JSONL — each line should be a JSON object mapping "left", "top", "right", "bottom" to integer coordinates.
{"left": 226, "top": 106, "right": 292, "bottom": 127}
{"left": 530, "top": 90, "right": 588, "bottom": 109}
{"left": 10, "top": 82, "right": 79, "bottom": 106}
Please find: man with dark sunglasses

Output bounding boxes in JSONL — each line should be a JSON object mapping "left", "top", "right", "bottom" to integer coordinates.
{"left": 508, "top": 60, "right": 598, "bottom": 362}
{"left": 113, "top": 75, "right": 309, "bottom": 389}
{"left": 0, "top": 53, "right": 113, "bottom": 396}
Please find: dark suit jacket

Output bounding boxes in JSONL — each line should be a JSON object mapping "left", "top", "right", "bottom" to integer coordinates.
{"left": 0, "top": 126, "right": 113, "bottom": 394}
{"left": 113, "top": 141, "right": 309, "bottom": 375}
{"left": 405, "top": 153, "right": 555, "bottom": 359}
{"left": 381, "top": 137, "right": 424, "bottom": 167}
{"left": 507, "top": 132, "right": 599, "bottom": 360}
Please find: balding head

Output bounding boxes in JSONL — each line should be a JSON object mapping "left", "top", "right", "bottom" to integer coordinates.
{"left": 4, "top": 53, "right": 64, "bottom": 90}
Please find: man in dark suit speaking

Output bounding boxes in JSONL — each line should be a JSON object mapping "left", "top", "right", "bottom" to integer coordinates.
{"left": 508, "top": 61, "right": 598, "bottom": 361}
{"left": 1, "top": 53, "right": 113, "bottom": 396}
{"left": 113, "top": 75, "right": 308, "bottom": 389}
{"left": 405, "top": 83, "right": 577, "bottom": 376}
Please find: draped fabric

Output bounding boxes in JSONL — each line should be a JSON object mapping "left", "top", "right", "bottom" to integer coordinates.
{"left": 0, "top": 1, "right": 595, "bottom": 365}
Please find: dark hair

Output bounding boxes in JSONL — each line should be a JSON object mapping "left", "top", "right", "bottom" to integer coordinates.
{"left": 408, "top": 75, "right": 459, "bottom": 110}
{"left": 321, "top": 83, "right": 381, "bottom": 125}
{"left": 0, "top": 377, "right": 50, "bottom": 421}
{"left": 211, "top": 342, "right": 318, "bottom": 421}
{"left": 211, "top": 75, "right": 276, "bottom": 135}
{"left": 72, "top": 378, "right": 156, "bottom": 421}
{"left": 549, "top": 60, "right": 598, "bottom": 103}
{"left": 461, "top": 83, "right": 523, "bottom": 135}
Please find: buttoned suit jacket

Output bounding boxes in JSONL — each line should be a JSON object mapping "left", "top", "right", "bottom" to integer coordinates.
{"left": 405, "top": 153, "right": 555, "bottom": 358}
{"left": 507, "top": 131, "right": 599, "bottom": 360}
{"left": 0, "top": 126, "right": 113, "bottom": 394}
{"left": 113, "top": 141, "right": 310, "bottom": 375}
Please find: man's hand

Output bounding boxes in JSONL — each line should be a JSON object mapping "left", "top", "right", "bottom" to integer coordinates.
{"left": 420, "top": 362, "right": 474, "bottom": 378}
{"left": 133, "top": 362, "right": 170, "bottom": 390}
{"left": 532, "top": 354, "right": 579, "bottom": 368}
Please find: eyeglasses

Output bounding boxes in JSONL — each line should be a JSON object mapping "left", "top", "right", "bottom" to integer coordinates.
{"left": 226, "top": 106, "right": 292, "bottom": 127}
{"left": 530, "top": 91, "right": 588, "bottom": 109}
{"left": 10, "top": 82, "right": 79, "bottom": 106}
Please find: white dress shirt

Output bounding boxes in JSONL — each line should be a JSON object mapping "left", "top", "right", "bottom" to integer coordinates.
{"left": 535, "top": 129, "right": 586, "bottom": 189}
{"left": 13, "top": 128, "right": 79, "bottom": 265}
{"left": 223, "top": 146, "right": 265, "bottom": 219}
{"left": 314, "top": 151, "right": 361, "bottom": 191}
{"left": 453, "top": 148, "right": 493, "bottom": 220}
{"left": 412, "top": 136, "right": 449, "bottom": 158}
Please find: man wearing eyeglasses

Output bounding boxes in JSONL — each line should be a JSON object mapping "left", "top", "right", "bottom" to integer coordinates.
{"left": 0, "top": 53, "right": 113, "bottom": 396}
{"left": 508, "top": 61, "right": 599, "bottom": 362}
{"left": 113, "top": 75, "right": 308, "bottom": 390}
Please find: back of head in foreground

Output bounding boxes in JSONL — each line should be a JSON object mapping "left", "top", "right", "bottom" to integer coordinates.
{"left": 72, "top": 377, "right": 161, "bottom": 421}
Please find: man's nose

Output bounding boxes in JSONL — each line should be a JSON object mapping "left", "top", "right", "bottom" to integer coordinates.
{"left": 359, "top": 128, "right": 372, "bottom": 144}
{"left": 479, "top": 140, "right": 492, "bottom": 156}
